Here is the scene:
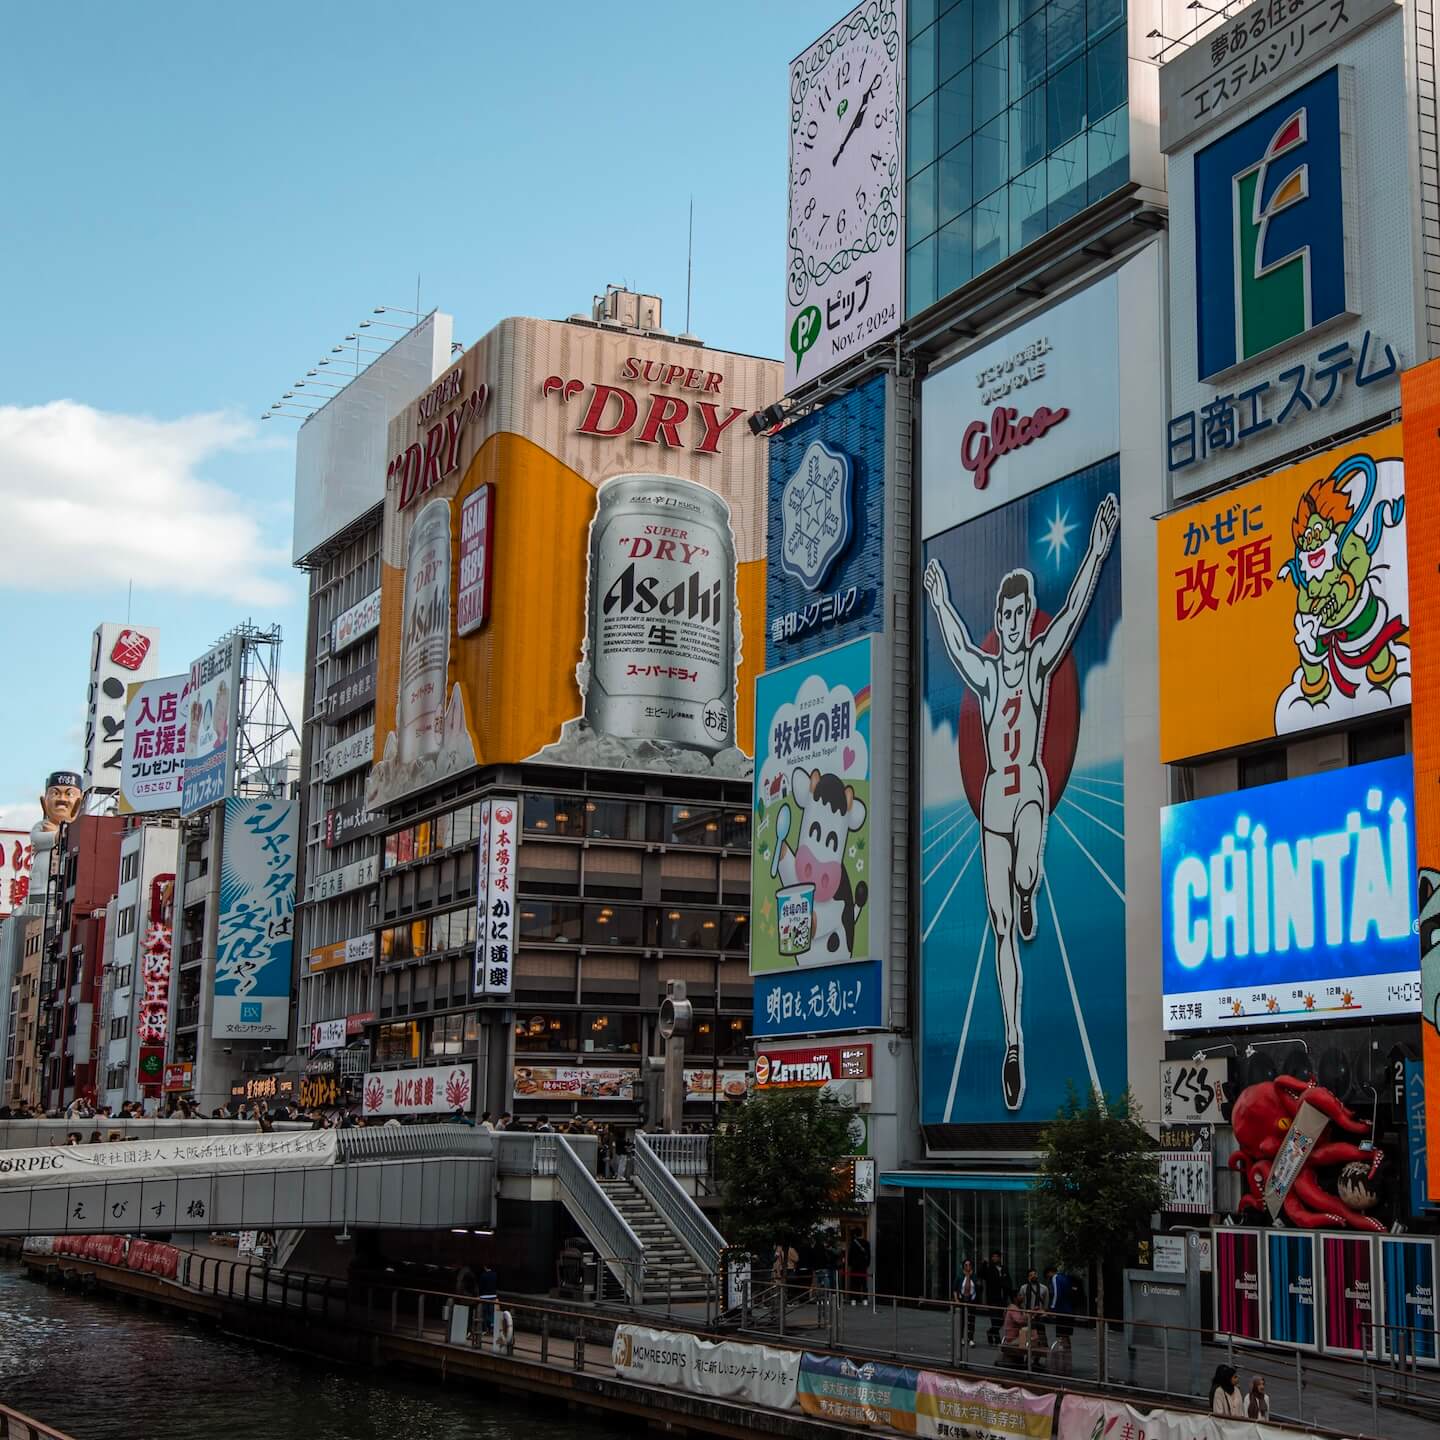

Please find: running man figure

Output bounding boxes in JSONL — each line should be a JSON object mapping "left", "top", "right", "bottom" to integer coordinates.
{"left": 923, "top": 492, "right": 1118, "bottom": 1110}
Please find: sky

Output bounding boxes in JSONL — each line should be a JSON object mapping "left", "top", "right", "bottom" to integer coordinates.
{"left": 0, "top": 0, "right": 841, "bottom": 832}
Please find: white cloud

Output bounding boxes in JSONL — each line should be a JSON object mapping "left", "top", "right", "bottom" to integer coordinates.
{"left": 0, "top": 401, "right": 293, "bottom": 607}
{"left": 276, "top": 668, "right": 306, "bottom": 736}
{"left": 921, "top": 699, "right": 968, "bottom": 808}
{"left": 0, "top": 799, "right": 41, "bottom": 834}
{"left": 1071, "top": 621, "right": 1125, "bottom": 771}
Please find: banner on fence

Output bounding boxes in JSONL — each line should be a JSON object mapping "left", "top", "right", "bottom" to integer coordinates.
{"left": 0, "top": 1130, "right": 337, "bottom": 1186}
{"left": 1058, "top": 1394, "right": 1342, "bottom": 1440}
{"left": 914, "top": 1372, "right": 1053, "bottom": 1439}
{"left": 798, "top": 1353, "right": 918, "bottom": 1432}
{"left": 610, "top": 1325, "right": 797, "bottom": 1409}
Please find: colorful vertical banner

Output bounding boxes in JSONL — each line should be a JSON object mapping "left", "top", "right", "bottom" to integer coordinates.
{"left": 213, "top": 797, "right": 297, "bottom": 1040}
{"left": 1321, "top": 1235, "right": 1375, "bottom": 1357}
{"left": 1214, "top": 1229, "right": 1262, "bottom": 1342}
{"left": 920, "top": 458, "right": 1125, "bottom": 1126}
{"left": 1400, "top": 361, "right": 1440, "bottom": 1203}
{"left": 181, "top": 637, "right": 242, "bottom": 816}
{"left": 1265, "top": 1231, "right": 1318, "bottom": 1349}
{"left": 751, "top": 637, "right": 873, "bottom": 976}
{"left": 474, "top": 797, "right": 516, "bottom": 996}
{"left": 1379, "top": 1236, "right": 1438, "bottom": 1363}
{"left": 1406, "top": 1059, "right": 1432, "bottom": 1218}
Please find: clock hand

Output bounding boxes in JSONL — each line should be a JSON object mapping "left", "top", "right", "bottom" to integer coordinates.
{"left": 832, "top": 75, "right": 883, "bottom": 167}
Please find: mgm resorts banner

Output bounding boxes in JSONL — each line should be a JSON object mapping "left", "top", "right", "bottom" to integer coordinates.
{"left": 367, "top": 317, "right": 779, "bottom": 810}
{"left": 611, "top": 1325, "right": 798, "bottom": 1409}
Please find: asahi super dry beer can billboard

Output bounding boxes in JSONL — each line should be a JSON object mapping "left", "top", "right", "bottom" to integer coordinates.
{"left": 367, "top": 317, "right": 778, "bottom": 808}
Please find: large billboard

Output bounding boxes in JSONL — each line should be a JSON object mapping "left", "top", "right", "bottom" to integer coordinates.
{"left": 213, "top": 796, "right": 297, "bottom": 1040}
{"left": 83, "top": 624, "right": 159, "bottom": 792}
{"left": 292, "top": 311, "right": 453, "bottom": 563}
{"left": 785, "top": 0, "right": 903, "bottom": 393}
{"left": 119, "top": 674, "right": 187, "bottom": 813}
{"left": 920, "top": 275, "right": 1120, "bottom": 538}
{"left": 1160, "top": 757, "right": 1418, "bottom": 1031}
{"left": 1162, "top": 13, "right": 1416, "bottom": 498}
{"left": 920, "top": 458, "right": 1125, "bottom": 1127}
{"left": 751, "top": 637, "right": 872, "bottom": 974}
{"left": 181, "top": 637, "right": 241, "bottom": 816}
{"left": 766, "top": 374, "right": 886, "bottom": 659}
{"left": 366, "top": 317, "right": 778, "bottom": 809}
{"left": 1400, "top": 358, "right": 1440, "bottom": 1202}
{"left": 1157, "top": 425, "right": 1408, "bottom": 762}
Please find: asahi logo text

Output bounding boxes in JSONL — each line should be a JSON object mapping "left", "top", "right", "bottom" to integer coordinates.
{"left": 603, "top": 522, "right": 724, "bottom": 628}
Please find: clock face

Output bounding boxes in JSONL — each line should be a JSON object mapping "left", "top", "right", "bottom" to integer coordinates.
{"left": 791, "top": 37, "right": 898, "bottom": 264}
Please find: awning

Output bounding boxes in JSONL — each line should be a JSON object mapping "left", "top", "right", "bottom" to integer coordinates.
{"left": 879, "top": 1172, "right": 1033, "bottom": 1192}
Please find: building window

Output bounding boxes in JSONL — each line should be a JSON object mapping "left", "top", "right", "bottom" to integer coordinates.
{"left": 906, "top": 0, "right": 1129, "bottom": 315}
{"left": 518, "top": 901, "right": 583, "bottom": 945}
{"left": 661, "top": 909, "right": 721, "bottom": 951}
{"left": 375, "top": 1022, "right": 420, "bottom": 1064}
{"left": 1350, "top": 720, "right": 1406, "bottom": 767}
{"left": 524, "top": 794, "right": 587, "bottom": 839}
{"left": 1239, "top": 747, "right": 1286, "bottom": 790}
{"left": 514, "top": 1012, "right": 579, "bottom": 1053}
{"left": 583, "top": 904, "right": 646, "bottom": 948}
{"left": 580, "top": 1010, "right": 641, "bottom": 1054}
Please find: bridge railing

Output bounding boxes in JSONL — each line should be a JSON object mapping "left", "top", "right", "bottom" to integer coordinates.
{"left": 0, "top": 1401, "right": 75, "bottom": 1440}
{"left": 643, "top": 1132, "right": 711, "bottom": 1178}
{"left": 494, "top": 1131, "right": 598, "bottom": 1176}
{"left": 552, "top": 1136, "right": 645, "bottom": 1305}
{"left": 335, "top": 1126, "right": 492, "bottom": 1161}
{"left": 632, "top": 1132, "right": 723, "bottom": 1275}
{"left": 0, "top": 1118, "right": 310, "bottom": 1150}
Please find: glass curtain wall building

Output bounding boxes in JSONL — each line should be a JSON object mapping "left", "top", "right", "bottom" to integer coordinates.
{"left": 906, "top": 0, "right": 1129, "bottom": 314}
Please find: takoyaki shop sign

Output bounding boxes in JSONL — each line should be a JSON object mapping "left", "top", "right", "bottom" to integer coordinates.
{"left": 754, "top": 1043, "right": 871, "bottom": 1089}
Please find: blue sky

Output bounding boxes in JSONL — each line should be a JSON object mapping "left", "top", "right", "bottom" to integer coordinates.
{"left": 0, "top": 0, "right": 840, "bottom": 829}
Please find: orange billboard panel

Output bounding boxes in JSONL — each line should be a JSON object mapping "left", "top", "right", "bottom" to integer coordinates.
{"left": 1400, "top": 362, "right": 1440, "bottom": 1202}
{"left": 367, "top": 317, "right": 779, "bottom": 808}
{"left": 1157, "top": 425, "right": 1409, "bottom": 762}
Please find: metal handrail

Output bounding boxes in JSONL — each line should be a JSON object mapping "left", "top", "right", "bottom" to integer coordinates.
{"left": 633, "top": 1132, "right": 724, "bottom": 1275}
{"left": 644, "top": 1132, "right": 711, "bottom": 1177}
{"left": 0, "top": 1401, "right": 76, "bottom": 1440}
{"left": 553, "top": 1135, "right": 645, "bottom": 1304}
{"left": 335, "top": 1126, "right": 492, "bottom": 1161}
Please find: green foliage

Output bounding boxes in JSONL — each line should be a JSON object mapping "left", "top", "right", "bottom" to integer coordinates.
{"left": 714, "top": 1088, "right": 855, "bottom": 1256}
{"left": 1030, "top": 1086, "right": 1166, "bottom": 1277}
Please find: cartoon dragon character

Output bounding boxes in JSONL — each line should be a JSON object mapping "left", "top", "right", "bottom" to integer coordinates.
{"left": 1279, "top": 454, "right": 1406, "bottom": 708}
{"left": 1229, "top": 1074, "right": 1384, "bottom": 1231}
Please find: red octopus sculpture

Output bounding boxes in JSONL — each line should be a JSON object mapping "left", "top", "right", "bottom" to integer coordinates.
{"left": 1228, "top": 1074, "right": 1384, "bottom": 1231}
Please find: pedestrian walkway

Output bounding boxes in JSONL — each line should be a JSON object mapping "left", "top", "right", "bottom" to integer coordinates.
{"left": 630, "top": 1291, "right": 1436, "bottom": 1440}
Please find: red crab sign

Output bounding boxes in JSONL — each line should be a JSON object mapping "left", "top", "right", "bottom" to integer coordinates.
{"left": 361, "top": 1064, "right": 473, "bottom": 1118}
{"left": 1229, "top": 1074, "right": 1385, "bottom": 1231}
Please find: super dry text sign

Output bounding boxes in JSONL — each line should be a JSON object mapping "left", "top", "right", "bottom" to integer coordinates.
{"left": 754, "top": 1044, "right": 871, "bottom": 1088}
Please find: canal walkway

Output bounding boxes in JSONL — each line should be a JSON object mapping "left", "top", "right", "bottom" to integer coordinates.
{"left": 19, "top": 1243, "right": 1436, "bottom": 1440}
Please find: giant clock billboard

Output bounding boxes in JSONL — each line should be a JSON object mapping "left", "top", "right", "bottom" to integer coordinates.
{"left": 785, "top": 0, "right": 903, "bottom": 394}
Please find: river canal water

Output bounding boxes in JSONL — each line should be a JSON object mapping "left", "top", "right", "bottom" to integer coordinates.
{"left": 0, "top": 1264, "right": 619, "bottom": 1440}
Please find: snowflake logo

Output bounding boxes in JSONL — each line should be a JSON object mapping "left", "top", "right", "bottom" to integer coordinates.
{"left": 780, "top": 440, "right": 854, "bottom": 591}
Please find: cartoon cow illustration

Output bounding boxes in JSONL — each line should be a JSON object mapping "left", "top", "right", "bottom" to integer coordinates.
{"left": 774, "top": 767, "right": 868, "bottom": 965}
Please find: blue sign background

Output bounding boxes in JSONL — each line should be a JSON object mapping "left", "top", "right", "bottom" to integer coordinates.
{"left": 1160, "top": 756, "right": 1418, "bottom": 1027}
{"left": 1266, "top": 1231, "right": 1317, "bottom": 1347}
{"left": 753, "top": 959, "right": 883, "bottom": 1038}
{"left": 766, "top": 373, "right": 885, "bottom": 658}
{"left": 920, "top": 458, "right": 1126, "bottom": 1127}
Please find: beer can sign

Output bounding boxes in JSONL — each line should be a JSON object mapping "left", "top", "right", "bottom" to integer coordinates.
{"left": 398, "top": 498, "right": 453, "bottom": 767}
{"left": 777, "top": 885, "right": 815, "bottom": 957}
{"left": 583, "top": 474, "right": 738, "bottom": 753}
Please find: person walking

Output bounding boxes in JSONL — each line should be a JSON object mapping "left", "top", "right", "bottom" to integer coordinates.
{"left": 1210, "top": 1365, "right": 1244, "bottom": 1417}
{"left": 979, "top": 1250, "right": 1013, "bottom": 1344}
{"left": 952, "top": 1258, "right": 979, "bottom": 1348}
{"left": 1046, "top": 1263, "right": 1073, "bottom": 1338}
{"left": 1246, "top": 1376, "right": 1270, "bottom": 1421}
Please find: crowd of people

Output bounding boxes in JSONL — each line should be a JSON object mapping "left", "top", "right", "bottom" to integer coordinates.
{"left": 948, "top": 1251, "right": 1080, "bottom": 1373}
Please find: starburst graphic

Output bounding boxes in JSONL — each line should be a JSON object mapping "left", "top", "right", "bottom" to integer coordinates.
{"left": 1304, "top": 994, "right": 1316, "bottom": 1010}
{"left": 1040, "top": 500, "right": 1077, "bottom": 563}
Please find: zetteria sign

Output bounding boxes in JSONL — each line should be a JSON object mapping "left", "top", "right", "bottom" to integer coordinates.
{"left": 754, "top": 1043, "right": 871, "bottom": 1088}
{"left": 1160, "top": 755, "right": 1419, "bottom": 1031}
{"left": 920, "top": 275, "right": 1119, "bottom": 540}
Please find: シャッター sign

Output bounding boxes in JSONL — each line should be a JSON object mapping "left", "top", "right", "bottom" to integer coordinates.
{"left": 754, "top": 1043, "right": 871, "bottom": 1088}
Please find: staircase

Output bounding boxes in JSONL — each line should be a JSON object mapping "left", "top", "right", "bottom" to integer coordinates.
{"left": 596, "top": 1177, "right": 712, "bottom": 1303}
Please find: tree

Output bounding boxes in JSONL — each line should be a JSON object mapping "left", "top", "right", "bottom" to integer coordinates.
{"left": 713, "top": 1088, "right": 855, "bottom": 1259}
{"left": 1029, "top": 1086, "right": 1167, "bottom": 1379}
